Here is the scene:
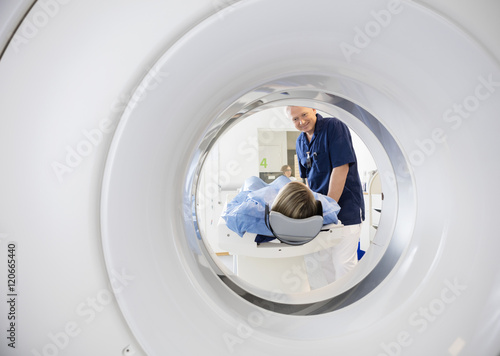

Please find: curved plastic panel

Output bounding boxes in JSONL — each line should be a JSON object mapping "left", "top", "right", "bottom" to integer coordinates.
{"left": 0, "top": 0, "right": 498, "bottom": 355}
{"left": 100, "top": 0, "right": 500, "bottom": 355}
{"left": 0, "top": 0, "right": 35, "bottom": 56}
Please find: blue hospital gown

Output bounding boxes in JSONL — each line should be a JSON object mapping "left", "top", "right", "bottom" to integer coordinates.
{"left": 221, "top": 176, "right": 340, "bottom": 238}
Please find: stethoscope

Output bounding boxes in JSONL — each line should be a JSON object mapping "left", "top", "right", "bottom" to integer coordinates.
{"left": 306, "top": 151, "right": 318, "bottom": 169}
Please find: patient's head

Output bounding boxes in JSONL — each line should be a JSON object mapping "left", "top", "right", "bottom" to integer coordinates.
{"left": 271, "top": 181, "right": 317, "bottom": 219}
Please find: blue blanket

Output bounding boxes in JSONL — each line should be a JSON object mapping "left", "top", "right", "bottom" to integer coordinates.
{"left": 221, "top": 176, "right": 340, "bottom": 238}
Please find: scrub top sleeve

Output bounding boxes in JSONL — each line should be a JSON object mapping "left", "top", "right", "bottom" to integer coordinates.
{"left": 328, "top": 119, "right": 356, "bottom": 168}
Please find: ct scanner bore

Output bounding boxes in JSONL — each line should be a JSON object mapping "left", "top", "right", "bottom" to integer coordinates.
{"left": 192, "top": 89, "right": 414, "bottom": 309}
{"left": 0, "top": 0, "right": 499, "bottom": 355}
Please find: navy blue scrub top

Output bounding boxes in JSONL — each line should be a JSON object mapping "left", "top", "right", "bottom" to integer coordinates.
{"left": 296, "top": 114, "right": 365, "bottom": 225}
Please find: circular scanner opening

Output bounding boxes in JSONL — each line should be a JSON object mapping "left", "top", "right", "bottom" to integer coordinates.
{"left": 96, "top": 1, "right": 500, "bottom": 353}
{"left": 190, "top": 83, "right": 415, "bottom": 315}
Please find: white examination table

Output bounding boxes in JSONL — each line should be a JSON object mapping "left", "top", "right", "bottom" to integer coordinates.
{"left": 216, "top": 217, "right": 347, "bottom": 293}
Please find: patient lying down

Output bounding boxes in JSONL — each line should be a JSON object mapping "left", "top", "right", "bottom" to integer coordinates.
{"left": 221, "top": 176, "right": 340, "bottom": 241}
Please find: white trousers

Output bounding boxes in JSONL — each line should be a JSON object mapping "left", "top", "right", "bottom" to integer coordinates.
{"left": 305, "top": 223, "right": 362, "bottom": 290}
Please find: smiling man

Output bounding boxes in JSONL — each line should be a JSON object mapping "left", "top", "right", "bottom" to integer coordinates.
{"left": 288, "top": 106, "right": 365, "bottom": 281}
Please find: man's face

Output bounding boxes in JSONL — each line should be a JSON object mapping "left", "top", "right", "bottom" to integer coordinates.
{"left": 290, "top": 107, "right": 317, "bottom": 135}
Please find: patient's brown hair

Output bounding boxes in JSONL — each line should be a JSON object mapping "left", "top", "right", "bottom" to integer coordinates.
{"left": 271, "top": 181, "right": 317, "bottom": 219}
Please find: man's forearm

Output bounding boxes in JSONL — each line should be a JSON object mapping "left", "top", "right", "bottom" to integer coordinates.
{"left": 327, "top": 164, "right": 349, "bottom": 202}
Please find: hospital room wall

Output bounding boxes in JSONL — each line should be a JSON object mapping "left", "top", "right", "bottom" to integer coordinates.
{"left": 350, "top": 131, "right": 378, "bottom": 252}
{"left": 217, "top": 107, "right": 294, "bottom": 190}
{"left": 197, "top": 108, "right": 293, "bottom": 252}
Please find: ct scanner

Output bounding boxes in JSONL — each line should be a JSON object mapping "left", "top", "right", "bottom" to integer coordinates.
{"left": 0, "top": 0, "right": 499, "bottom": 355}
